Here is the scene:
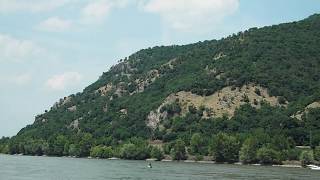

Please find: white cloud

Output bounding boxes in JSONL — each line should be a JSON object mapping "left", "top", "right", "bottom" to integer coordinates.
{"left": 0, "top": 0, "right": 72, "bottom": 13}
{"left": 0, "top": 73, "right": 32, "bottom": 86}
{"left": 37, "top": 17, "right": 72, "bottom": 32}
{"left": 45, "top": 72, "right": 82, "bottom": 91}
{"left": 11, "top": 73, "right": 32, "bottom": 86}
{"left": 0, "top": 33, "right": 45, "bottom": 62}
{"left": 142, "top": 0, "right": 239, "bottom": 33}
{"left": 81, "top": 0, "right": 130, "bottom": 24}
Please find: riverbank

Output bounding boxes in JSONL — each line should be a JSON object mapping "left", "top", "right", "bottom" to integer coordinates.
{"left": 5, "top": 153, "right": 320, "bottom": 171}
{"left": 2, "top": 153, "right": 313, "bottom": 170}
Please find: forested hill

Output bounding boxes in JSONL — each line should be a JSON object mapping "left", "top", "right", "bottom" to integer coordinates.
{"left": 1, "top": 14, "right": 320, "bottom": 164}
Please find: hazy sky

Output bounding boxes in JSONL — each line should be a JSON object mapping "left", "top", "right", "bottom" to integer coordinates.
{"left": 0, "top": 0, "right": 320, "bottom": 137}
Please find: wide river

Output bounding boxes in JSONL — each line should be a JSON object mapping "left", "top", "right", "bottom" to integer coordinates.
{"left": 0, "top": 154, "right": 319, "bottom": 180}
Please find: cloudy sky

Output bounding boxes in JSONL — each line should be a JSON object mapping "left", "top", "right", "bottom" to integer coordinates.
{"left": 0, "top": 0, "right": 319, "bottom": 137}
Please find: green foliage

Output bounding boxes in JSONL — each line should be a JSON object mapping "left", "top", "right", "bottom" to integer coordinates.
{"left": 190, "top": 133, "right": 206, "bottom": 155}
{"left": 160, "top": 102, "right": 181, "bottom": 116}
{"left": 170, "top": 139, "right": 187, "bottom": 160}
{"left": 68, "top": 144, "right": 80, "bottom": 157}
{"left": 195, "top": 154, "right": 204, "bottom": 161}
{"left": 120, "top": 138, "right": 150, "bottom": 160}
{"left": 163, "top": 143, "right": 173, "bottom": 154}
{"left": 256, "top": 147, "right": 281, "bottom": 165}
{"left": 52, "top": 135, "right": 68, "bottom": 156}
{"left": 0, "top": 145, "right": 9, "bottom": 154}
{"left": 90, "top": 146, "right": 113, "bottom": 158}
{"left": 304, "top": 108, "right": 320, "bottom": 148}
{"left": 300, "top": 151, "right": 314, "bottom": 167}
{"left": 120, "top": 143, "right": 136, "bottom": 159}
{"left": 23, "top": 139, "right": 49, "bottom": 156}
{"left": 278, "top": 96, "right": 286, "bottom": 105}
{"left": 271, "top": 135, "right": 293, "bottom": 151}
{"left": 150, "top": 147, "right": 164, "bottom": 161}
{"left": 0, "top": 137, "right": 10, "bottom": 154}
{"left": 254, "top": 88, "right": 261, "bottom": 96}
{"left": 286, "top": 148, "right": 302, "bottom": 161}
{"left": 211, "top": 133, "right": 240, "bottom": 163}
{"left": 79, "top": 133, "right": 94, "bottom": 157}
{"left": 239, "top": 137, "right": 259, "bottom": 164}
{"left": 313, "top": 146, "right": 320, "bottom": 161}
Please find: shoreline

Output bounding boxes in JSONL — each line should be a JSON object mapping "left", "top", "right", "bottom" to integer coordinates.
{"left": 0, "top": 153, "right": 305, "bottom": 169}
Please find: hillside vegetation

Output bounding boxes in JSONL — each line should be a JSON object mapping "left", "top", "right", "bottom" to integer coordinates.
{"left": 1, "top": 14, "right": 320, "bottom": 164}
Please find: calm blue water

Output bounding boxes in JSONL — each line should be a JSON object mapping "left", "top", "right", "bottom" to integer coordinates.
{"left": 0, "top": 154, "right": 319, "bottom": 180}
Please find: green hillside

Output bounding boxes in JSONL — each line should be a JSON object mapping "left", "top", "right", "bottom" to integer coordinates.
{"left": 1, "top": 14, "right": 320, "bottom": 164}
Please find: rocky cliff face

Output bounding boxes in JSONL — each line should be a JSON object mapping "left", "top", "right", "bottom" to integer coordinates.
{"left": 146, "top": 84, "right": 285, "bottom": 129}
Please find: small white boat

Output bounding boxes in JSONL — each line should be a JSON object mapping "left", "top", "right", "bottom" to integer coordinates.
{"left": 307, "top": 165, "right": 320, "bottom": 170}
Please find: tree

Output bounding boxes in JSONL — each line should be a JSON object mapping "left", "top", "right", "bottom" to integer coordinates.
{"left": 239, "top": 137, "right": 259, "bottom": 164}
{"left": 79, "top": 133, "right": 93, "bottom": 157}
{"left": 8, "top": 141, "right": 20, "bottom": 154}
{"left": 305, "top": 109, "right": 320, "bottom": 148}
{"left": 300, "top": 151, "right": 314, "bottom": 167}
{"left": 53, "top": 135, "right": 68, "bottom": 156}
{"left": 271, "top": 135, "right": 292, "bottom": 151}
{"left": 163, "top": 142, "right": 174, "bottom": 154}
{"left": 190, "top": 133, "right": 204, "bottom": 155}
{"left": 90, "top": 146, "right": 113, "bottom": 158}
{"left": 68, "top": 144, "right": 80, "bottom": 157}
{"left": 0, "top": 144, "right": 9, "bottom": 154}
{"left": 211, "top": 133, "right": 240, "bottom": 163}
{"left": 63, "top": 143, "right": 70, "bottom": 156}
{"left": 101, "top": 146, "right": 113, "bottom": 158}
{"left": 314, "top": 146, "right": 320, "bottom": 161}
{"left": 256, "top": 147, "right": 281, "bottom": 165}
{"left": 286, "top": 148, "right": 301, "bottom": 161}
{"left": 150, "top": 147, "right": 164, "bottom": 161}
{"left": 120, "top": 142, "right": 150, "bottom": 160}
{"left": 120, "top": 143, "right": 137, "bottom": 160}
{"left": 170, "top": 139, "right": 187, "bottom": 160}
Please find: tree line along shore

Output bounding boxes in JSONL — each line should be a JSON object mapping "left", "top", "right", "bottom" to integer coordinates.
{"left": 1, "top": 133, "right": 319, "bottom": 168}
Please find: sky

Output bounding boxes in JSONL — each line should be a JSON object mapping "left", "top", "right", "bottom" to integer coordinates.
{"left": 0, "top": 0, "right": 320, "bottom": 137}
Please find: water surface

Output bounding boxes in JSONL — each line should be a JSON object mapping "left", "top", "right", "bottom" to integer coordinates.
{"left": 0, "top": 154, "right": 319, "bottom": 180}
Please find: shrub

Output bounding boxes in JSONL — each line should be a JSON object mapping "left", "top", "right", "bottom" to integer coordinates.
{"left": 120, "top": 143, "right": 137, "bottom": 160}
{"left": 170, "top": 139, "right": 187, "bottom": 160}
{"left": 120, "top": 142, "right": 150, "bottom": 160}
{"left": 68, "top": 144, "right": 81, "bottom": 157}
{"left": 160, "top": 102, "right": 181, "bottom": 115}
{"left": 254, "top": 88, "right": 261, "bottom": 96}
{"left": 286, "top": 148, "right": 302, "bottom": 161}
{"left": 190, "top": 133, "right": 204, "bottom": 155}
{"left": 243, "top": 95, "right": 250, "bottom": 103}
{"left": 211, "top": 133, "right": 240, "bottom": 163}
{"left": 256, "top": 147, "right": 281, "bottom": 165}
{"left": 0, "top": 145, "right": 9, "bottom": 154}
{"left": 314, "top": 146, "right": 320, "bottom": 161}
{"left": 300, "top": 151, "right": 314, "bottom": 167}
{"left": 150, "top": 147, "right": 164, "bottom": 161}
{"left": 278, "top": 96, "right": 286, "bottom": 104}
{"left": 239, "top": 137, "right": 258, "bottom": 164}
{"left": 90, "top": 146, "right": 113, "bottom": 158}
{"left": 195, "top": 154, "right": 204, "bottom": 161}
{"left": 163, "top": 143, "right": 172, "bottom": 154}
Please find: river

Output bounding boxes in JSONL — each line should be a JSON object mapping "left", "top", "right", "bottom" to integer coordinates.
{"left": 0, "top": 154, "right": 318, "bottom": 180}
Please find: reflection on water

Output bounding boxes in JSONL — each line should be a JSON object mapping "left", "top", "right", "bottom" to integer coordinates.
{"left": 0, "top": 154, "right": 318, "bottom": 180}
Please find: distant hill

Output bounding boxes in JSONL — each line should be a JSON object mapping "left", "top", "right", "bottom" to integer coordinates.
{"left": 1, "top": 14, "right": 320, "bottom": 163}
